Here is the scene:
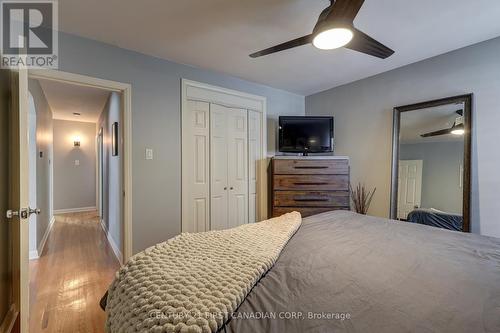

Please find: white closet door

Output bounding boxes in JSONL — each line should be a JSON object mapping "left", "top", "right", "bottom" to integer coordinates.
{"left": 210, "top": 104, "right": 229, "bottom": 230}
{"left": 183, "top": 100, "right": 210, "bottom": 232}
{"left": 398, "top": 160, "right": 423, "bottom": 219}
{"left": 248, "top": 110, "right": 262, "bottom": 223}
{"left": 227, "top": 107, "right": 249, "bottom": 228}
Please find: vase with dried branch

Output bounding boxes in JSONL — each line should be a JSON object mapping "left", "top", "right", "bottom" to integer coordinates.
{"left": 349, "top": 183, "right": 376, "bottom": 215}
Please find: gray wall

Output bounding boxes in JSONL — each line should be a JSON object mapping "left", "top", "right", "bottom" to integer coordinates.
{"left": 305, "top": 36, "right": 500, "bottom": 238}
{"left": 29, "top": 79, "right": 54, "bottom": 250}
{"left": 53, "top": 119, "right": 96, "bottom": 211}
{"left": 56, "top": 32, "right": 305, "bottom": 253}
{"left": 98, "top": 92, "right": 122, "bottom": 254}
{"left": 400, "top": 142, "right": 464, "bottom": 214}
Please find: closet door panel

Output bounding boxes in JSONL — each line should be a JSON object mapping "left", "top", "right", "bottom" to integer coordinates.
{"left": 210, "top": 104, "right": 229, "bottom": 230}
{"left": 248, "top": 110, "right": 262, "bottom": 223}
{"left": 228, "top": 108, "right": 248, "bottom": 227}
{"left": 183, "top": 100, "right": 210, "bottom": 232}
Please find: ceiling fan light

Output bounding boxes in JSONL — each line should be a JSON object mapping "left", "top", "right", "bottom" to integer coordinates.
{"left": 313, "top": 28, "right": 353, "bottom": 50}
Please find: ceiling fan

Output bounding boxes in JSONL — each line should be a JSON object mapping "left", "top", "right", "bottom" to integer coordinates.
{"left": 420, "top": 110, "right": 465, "bottom": 138}
{"left": 249, "top": 0, "right": 394, "bottom": 59}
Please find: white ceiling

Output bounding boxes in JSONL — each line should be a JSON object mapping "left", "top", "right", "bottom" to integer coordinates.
{"left": 58, "top": 0, "right": 500, "bottom": 95}
{"left": 38, "top": 79, "right": 110, "bottom": 123}
{"left": 400, "top": 103, "right": 465, "bottom": 144}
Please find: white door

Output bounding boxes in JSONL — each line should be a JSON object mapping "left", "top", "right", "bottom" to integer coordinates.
{"left": 227, "top": 107, "right": 248, "bottom": 228}
{"left": 210, "top": 104, "right": 229, "bottom": 230}
{"left": 248, "top": 110, "right": 262, "bottom": 223}
{"left": 1, "top": 68, "right": 30, "bottom": 333}
{"left": 398, "top": 160, "right": 423, "bottom": 219}
{"left": 210, "top": 104, "right": 248, "bottom": 230}
{"left": 182, "top": 100, "right": 210, "bottom": 233}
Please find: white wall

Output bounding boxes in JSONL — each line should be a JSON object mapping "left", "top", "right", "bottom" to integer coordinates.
{"left": 306, "top": 37, "right": 500, "bottom": 238}
{"left": 53, "top": 119, "right": 97, "bottom": 211}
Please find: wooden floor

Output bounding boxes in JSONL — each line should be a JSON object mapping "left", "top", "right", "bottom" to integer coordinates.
{"left": 29, "top": 211, "right": 120, "bottom": 333}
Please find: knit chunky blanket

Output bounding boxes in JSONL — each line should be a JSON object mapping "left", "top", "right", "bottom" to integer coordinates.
{"left": 105, "top": 212, "right": 302, "bottom": 333}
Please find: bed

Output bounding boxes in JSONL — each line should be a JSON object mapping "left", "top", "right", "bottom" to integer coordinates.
{"left": 406, "top": 208, "right": 463, "bottom": 231}
{"left": 103, "top": 211, "right": 500, "bottom": 333}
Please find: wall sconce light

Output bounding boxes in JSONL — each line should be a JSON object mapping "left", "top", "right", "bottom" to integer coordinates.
{"left": 74, "top": 136, "right": 81, "bottom": 147}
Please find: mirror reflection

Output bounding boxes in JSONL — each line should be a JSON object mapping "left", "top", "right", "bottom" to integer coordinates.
{"left": 397, "top": 102, "right": 465, "bottom": 231}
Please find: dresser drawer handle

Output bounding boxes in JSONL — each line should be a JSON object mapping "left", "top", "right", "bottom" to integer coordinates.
{"left": 293, "top": 182, "right": 328, "bottom": 186}
{"left": 293, "top": 166, "right": 329, "bottom": 169}
{"left": 293, "top": 197, "right": 329, "bottom": 202}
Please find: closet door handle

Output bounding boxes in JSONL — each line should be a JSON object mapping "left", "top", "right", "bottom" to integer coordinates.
{"left": 230, "top": 187, "right": 234, "bottom": 190}
{"left": 224, "top": 187, "right": 227, "bottom": 190}
{"left": 293, "top": 197, "right": 329, "bottom": 202}
{"left": 293, "top": 166, "right": 329, "bottom": 169}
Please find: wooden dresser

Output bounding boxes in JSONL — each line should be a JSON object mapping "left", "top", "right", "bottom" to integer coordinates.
{"left": 271, "top": 157, "right": 350, "bottom": 218}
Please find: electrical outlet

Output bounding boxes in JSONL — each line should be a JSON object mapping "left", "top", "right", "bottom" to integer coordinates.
{"left": 145, "top": 148, "right": 153, "bottom": 160}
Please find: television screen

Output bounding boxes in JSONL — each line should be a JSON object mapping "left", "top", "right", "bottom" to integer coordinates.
{"left": 279, "top": 116, "right": 334, "bottom": 154}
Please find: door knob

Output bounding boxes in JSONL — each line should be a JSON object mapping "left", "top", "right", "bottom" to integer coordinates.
{"left": 5, "top": 208, "right": 39, "bottom": 219}
{"left": 6, "top": 210, "right": 19, "bottom": 219}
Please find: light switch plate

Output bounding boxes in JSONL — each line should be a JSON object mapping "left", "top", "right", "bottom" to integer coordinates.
{"left": 75, "top": 159, "right": 80, "bottom": 166}
{"left": 145, "top": 148, "right": 153, "bottom": 160}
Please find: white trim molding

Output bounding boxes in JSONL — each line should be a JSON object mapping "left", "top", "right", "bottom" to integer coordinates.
{"left": 100, "top": 220, "right": 124, "bottom": 265}
{"left": 29, "top": 69, "right": 133, "bottom": 262}
{"left": 53, "top": 206, "right": 97, "bottom": 214}
{"left": 181, "top": 79, "right": 268, "bottom": 233}
{"left": 37, "top": 215, "right": 55, "bottom": 258}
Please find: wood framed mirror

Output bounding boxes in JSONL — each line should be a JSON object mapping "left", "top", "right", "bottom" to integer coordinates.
{"left": 390, "top": 94, "right": 472, "bottom": 232}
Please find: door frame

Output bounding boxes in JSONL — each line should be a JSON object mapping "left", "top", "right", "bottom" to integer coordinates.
{"left": 97, "top": 128, "right": 104, "bottom": 221}
{"left": 181, "top": 79, "right": 267, "bottom": 232}
{"left": 27, "top": 94, "right": 38, "bottom": 260}
{"left": 28, "top": 69, "right": 133, "bottom": 260}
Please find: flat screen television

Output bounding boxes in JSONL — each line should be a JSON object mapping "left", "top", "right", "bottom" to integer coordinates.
{"left": 279, "top": 116, "right": 334, "bottom": 154}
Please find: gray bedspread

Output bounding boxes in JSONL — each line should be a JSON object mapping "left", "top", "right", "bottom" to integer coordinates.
{"left": 226, "top": 211, "right": 500, "bottom": 333}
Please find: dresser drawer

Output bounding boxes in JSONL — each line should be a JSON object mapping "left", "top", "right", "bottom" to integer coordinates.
{"left": 274, "top": 191, "right": 349, "bottom": 207}
{"left": 272, "top": 206, "right": 349, "bottom": 218}
{"left": 273, "top": 159, "right": 349, "bottom": 175}
{"left": 273, "top": 175, "right": 349, "bottom": 191}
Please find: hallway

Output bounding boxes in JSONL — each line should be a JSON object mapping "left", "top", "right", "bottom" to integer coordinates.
{"left": 29, "top": 211, "right": 120, "bottom": 333}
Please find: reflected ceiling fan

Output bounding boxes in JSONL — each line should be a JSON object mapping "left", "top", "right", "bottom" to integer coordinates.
{"left": 420, "top": 110, "right": 465, "bottom": 138}
{"left": 250, "top": 0, "right": 394, "bottom": 59}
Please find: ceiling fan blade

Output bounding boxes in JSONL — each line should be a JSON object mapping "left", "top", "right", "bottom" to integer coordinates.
{"left": 249, "top": 34, "right": 313, "bottom": 58}
{"left": 345, "top": 28, "right": 394, "bottom": 59}
{"left": 420, "top": 128, "right": 453, "bottom": 138}
{"left": 328, "top": 0, "right": 365, "bottom": 21}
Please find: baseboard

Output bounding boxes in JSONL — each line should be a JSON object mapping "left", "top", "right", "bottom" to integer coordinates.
{"left": 99, "top": 219, "right": 123, "bottom": 265}
{"left": 53, "top": 206, "right": 97, "bottom": 214}
{"left": 29, "top": 250, "right": 39, "bottom": 260}
{"left": 0, "top": 304, "right": 18, "bottom": 333}
{"left": 37, "top": 215, "right": 55, "bottom": 257}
